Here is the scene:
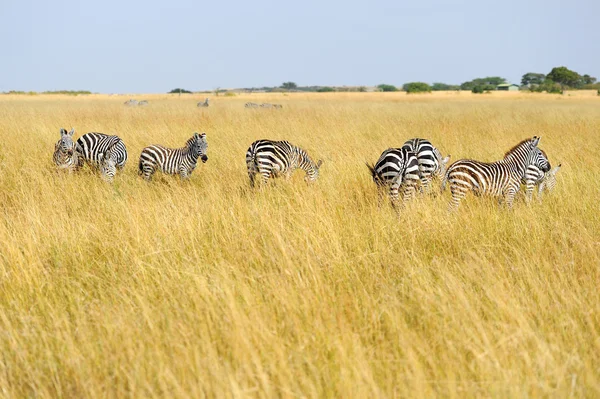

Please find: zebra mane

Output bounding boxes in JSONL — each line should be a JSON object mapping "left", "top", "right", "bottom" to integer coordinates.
{"left": 503, "top": 138, "right": 534, "bottom": 158}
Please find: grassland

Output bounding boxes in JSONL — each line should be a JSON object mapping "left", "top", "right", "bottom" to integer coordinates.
{"left": 0, "top": 92, "right": 599, "bottom": 397}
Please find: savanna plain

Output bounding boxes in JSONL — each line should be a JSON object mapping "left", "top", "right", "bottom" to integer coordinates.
{"left": 0, "top": 92, "right": 599, "bottom": 398}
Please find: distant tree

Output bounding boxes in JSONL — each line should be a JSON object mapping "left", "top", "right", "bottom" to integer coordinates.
{"left": 471, "top": 86, "right": 484, "bottom": 94}
{"left": 546, "top": 67, "right": 581, "bottom": 88}
{"left": 530, "top": 80, "right": 562, "bottom": 94}
{"left": 521, "top": 73, "right": 546, "bottom": 86}
{"left": 317, "top": 86, "right": 335, "bottom": 92}
{"left": 403, "top": 82, "right": 432, "bottom": 93}
{"left": 281, "top": 82, "right": 298, "bottom": 91}
{"left": 357, "top": 86, "right": 367, "bottom": 92}
{"left": 431, "top": 82, "right": 460, "bottom": 91}
{"left": 377, "top": 84, "right": 398, "bottom": 92}
{"left": 461, "top": 77, "right": 506, "bottom": 91}
{"left": 581, "top": 74, "right": 597, "bottom": 85}
{"left": 168, "top": 88, "right": 192, "bottom": 94}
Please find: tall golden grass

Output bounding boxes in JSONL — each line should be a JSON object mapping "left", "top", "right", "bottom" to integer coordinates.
{"left": 0, "top": 92, "right": 599, "bottom": 397}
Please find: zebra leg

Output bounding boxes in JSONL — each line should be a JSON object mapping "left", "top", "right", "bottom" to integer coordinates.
{"left": 448, "top": 183, "right": 466, "bottom": 212}
{"left": 248, "top": 170, "right": 257, "bottom": 188}
{"left": 504, "top": 184, "right": 519, "bottom": 209}
{"left": 524, "top": 180, "right": 535, "bottom": 203}
{"left": 402, "top": 181, "right": 417, "bottom": 203}
{"left": 389, "top": 176, "right": 403, "bottom": 211}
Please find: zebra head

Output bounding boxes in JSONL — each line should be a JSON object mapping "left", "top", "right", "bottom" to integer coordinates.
{"left": 305, "top": 159, "right": 323, "bottom": 183}
{"left": 436, "top": 153, "right": 451, "bottom": 179}
{"left": 191, "top": 132, "right": 208, "bottom": 163}
{"left": 543, "top": 163, "right": 561, "bottom": 191}
{"left": 99, "top": 148, "right": 117, "bottom": 182}
{"left": 527, "top": 137, "right": 551, "bottom": 173}
{"left": 58, "top": 128, "right": 76, "bottom": 154}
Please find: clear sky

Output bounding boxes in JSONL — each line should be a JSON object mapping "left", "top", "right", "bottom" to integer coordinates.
{"left": 1, "top": 0, "right": 598, "bottom": 93}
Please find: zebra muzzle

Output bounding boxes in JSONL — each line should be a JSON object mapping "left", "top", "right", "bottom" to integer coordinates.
{"left": 201, "top": 155, "right": 208, "bottom": 163}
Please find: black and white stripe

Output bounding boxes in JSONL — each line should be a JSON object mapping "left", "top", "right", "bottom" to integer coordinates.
{"left": 442, "top": 136, "right": 550, "bottom": 211}
{"left": 402, "top": 138, "right": 450, "bottom": 194}
{"left": 76, "top": 133, "right": 128, "bottom": 177}
{"left": 246, "top": 140, "right": 322, "bottom": 187}
{"left": 366, "top": 147, "right": 420, "bottom": 208}
{"left": 523, "top": 163, "right": 561, "bottom": 201}
{"left": 197, "top": 98, "right": 209, "bottom": 107}
{"left": 53, "top": 128, "right": 82, "bottom": 171}
{"left": 245, "top": 102, "right": 260, "bottom": 108}
{"left": 139, "top": 132, "right": 208, "bottom": 180}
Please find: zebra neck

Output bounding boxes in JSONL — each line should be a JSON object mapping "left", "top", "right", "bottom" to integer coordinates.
{"left": 183, "top": 147, "right": 199, "bottom": 164}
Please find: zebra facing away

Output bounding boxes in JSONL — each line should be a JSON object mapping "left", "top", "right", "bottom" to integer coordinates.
{"left": 246, "top": 140, "right": 323, "bottom": 187}
{"left": 366, "top": 147, "right": 420, "bottom": 209}
{"left": 76, "top": 132, "right": 128, "bottom": 179}
{"left": 523, "top": 163, "right": 561, "bottom": 201}
{"left": 197, "top": 98, "right": 209, "bottom": 107}
{"left": 402, "top": 138, "right": 450, "bottom": 194}
{"left": 442, "top": 136, "right": 550, "bottom": 211}
{"left": 139, "top": 132, "right": 208, "bottom": 180}
{"left": 53, "top": 128, "right": 82, "bottom": 172}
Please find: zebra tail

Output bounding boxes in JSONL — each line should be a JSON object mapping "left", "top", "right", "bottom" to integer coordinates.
{"left": 138, "top": 158, "right": 143, "bottom": 175}
{"left": 440, "top": 170, "right": 449, "bottom": 193}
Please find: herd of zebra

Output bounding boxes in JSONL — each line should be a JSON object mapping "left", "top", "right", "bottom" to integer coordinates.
{"left": 52, "top": 128, "right": 560, "bottom": 212}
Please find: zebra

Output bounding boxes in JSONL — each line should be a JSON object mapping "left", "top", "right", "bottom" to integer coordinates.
{"left": 52, "top": 128, "right": 82, "bottom": 172}
{"left": 138, "top": 100, "right": 149, "bottom": 106}
{"left": 366, "top": 147, "right": 420, "bottom": 209}
{"left": 259, "top": 103, "right": 283, "bottom": 109}
{"left": 76, "top": 133, "right": 128, "bottom": 180}
{"left": 124, "top": 99, "right": 138, "bottom": 106}
{"left": 442, "top": 136, "right": 550, "bottom": 211}
{"left": 402, "top": 138, "right": 450, "bottom": 194}
{"left": 138, "top": 132, "right": 208, "bottom": 180}
{"left": 245, "top": 102, "right": 260, "bottom": 108}
{"left": 246, "top": 140, "right": 322, "bottom": 187}
{"left": 523, "top": 163, "right": 561, "bottom": 201}
{"left": 197, "top": 98, "right": 209, "bottom": 107}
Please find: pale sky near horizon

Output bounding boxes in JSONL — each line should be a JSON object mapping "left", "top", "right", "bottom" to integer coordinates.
{"left": 1, "top": 0, "right": 598, "bottom": 93}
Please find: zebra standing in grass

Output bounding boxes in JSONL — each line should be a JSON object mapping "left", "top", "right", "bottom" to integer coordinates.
{"left": 402, "top": 138, "right": 450, "bottom": 194}
{"left": 124, "top": 99, "right": 138, "bottom": 106}
{"left": 366, "top": 147, "right": 420, "bottom": 208}
{"left": 197, "top": 98, "right": 209, "bottom": 107}
{"left": 442, "top": 136, "right": 550, "bottom": 211}
{"left": 138, "top": 100, "right": 149, "bottom": 106}
{"left": 246, "top": 140, "right": 323, "bottom": 187}
{"left": 139, "top": 132, "right": 208, "bottom": 180}
{"left": 53, "top": 128, "right": 82, "bottom": 171}
{"left": 245, "top": 102, "right": 260, "bottom": 108}
{"left": 523, "top": 163, "right": 561, "bottom": 201}
{"left": 76, "top": 133, "right": 128, "bottom": 180}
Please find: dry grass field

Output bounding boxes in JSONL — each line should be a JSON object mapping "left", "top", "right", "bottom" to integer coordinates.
{"left": 0, "top": 92, "right": 599, "bottom": 397}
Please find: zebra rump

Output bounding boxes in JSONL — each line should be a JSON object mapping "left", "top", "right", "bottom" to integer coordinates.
{"left": 367, "top": 147, "right": 420, "bottom": 208}
{"left": 401, "top": 138, "right": 450, "bottom": 193}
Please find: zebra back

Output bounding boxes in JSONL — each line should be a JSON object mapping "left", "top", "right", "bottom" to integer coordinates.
{"left": 402, "top": 138, "right": 450, "bottom": 180}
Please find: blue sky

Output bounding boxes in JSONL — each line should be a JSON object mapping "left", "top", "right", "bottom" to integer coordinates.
{"left": 1, "top": 0, "right": 598, "bottom": 93}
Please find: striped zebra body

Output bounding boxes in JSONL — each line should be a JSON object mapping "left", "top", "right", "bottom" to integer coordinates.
{"left": 138, "top": 100, "right": 149, "bottom": 106}
{"left": 402, "top": 138, "right": 450, "bottom": 194}
{"left": 246, "top": 140, "right": 322, "bottom": 187}
{"left": 443, "top": 136, "right": 550, "bottom": 211}
{"left": 366, "top": 147, "right": 420, "bottom": 208}
{"left": 124, "top": 99, "right": 138, "bottom": 106}
{"left": 139, "top": 132, "right": 208, "bottom": 180}
{"left": 197, "top": 98, "right": 209, "bottom": 107}
{"left": 76, "top": 133, "right": 128, "bottom": 173}
{"left": 523, "top": 163, "right": 561, "bottom": 200}
{"left": 245, "top": 102, "right": 260, "bottom": 108}
{"left": 52, "top": 128, "right": 82, "bottom": 172}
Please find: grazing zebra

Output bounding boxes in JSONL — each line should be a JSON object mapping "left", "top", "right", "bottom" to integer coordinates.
{"left": 52, "top": 128, "right": 82, "bottom": 171}
{"left": 246, "top": 140, "right": 322, "bottom": 187}
{"left": 260, "top": 103, "right": 283, "bottom": 109}
{"left": 523, "top": 163, "right": 561, "bottom": 201}
{"left": 442, "top": 136, "right": 550, "bottom": 211}
{"left": 245, "top": 102, "right": 260, "bottom": 108}
{"left": 139, "top": 132, "right": 208, "bottom": 180}
{"left": 402, "top": 138, "right": 450, "bottom": 194}
{"left": 76, "top": 133, "right": 128, "bottom": 179}
{"left": 197, "top": 98, "right": 209, "bottom": 107}
{"left": 366, "top": 147, "right": 420, "bottom": 208}
{"left": 138, "top": 100, "right": 149, "bottom": 106}
{"left": 124, "top": 99, "right": 138, "bottom": 106}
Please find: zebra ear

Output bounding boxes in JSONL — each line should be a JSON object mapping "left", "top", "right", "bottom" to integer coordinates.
{"left": 532, "top": 136, "right": 540, "bottom": 146}
{"left": 60, "top": 128, "right": 67, "bottom": 136}
{"left": 551, "top": 164, "right": 562, "bottom": 174}
{"left": 68, "top": 128, "right": 75, "bottom": 136}
{"left": 442, "top": 155, "right": 451, "bottom": 164}
{"left": 317, "top": 159, "right": 323, "bottom": 168}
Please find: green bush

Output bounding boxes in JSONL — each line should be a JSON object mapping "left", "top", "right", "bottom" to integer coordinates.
{"left": 472, "top": 86, "right": 484, "bottom": 94}
{"left": 223, "top": 92, "right": 236, "bottom": 97}
{"left": 403, "top": 82, "right": 432, "bottom": 93}
{"left": 377, "top": 84, "right": 398, "bottom": 92}
{"left": 317, "top": 87, "right": 335, "bottom": 92}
